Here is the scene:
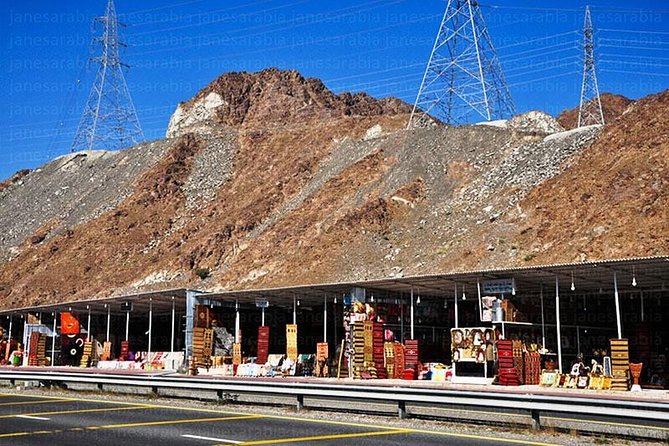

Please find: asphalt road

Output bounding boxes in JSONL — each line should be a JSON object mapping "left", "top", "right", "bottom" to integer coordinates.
{"left": 0, "top": 392, "right": 560, "bottom": 446}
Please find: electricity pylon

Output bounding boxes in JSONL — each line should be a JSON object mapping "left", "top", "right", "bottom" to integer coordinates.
{"left": 72, "top": 0, "right": 143, "bottom": 152}
{"left": 408, "top": 0, "right": 515, "bottom": 128}
{"left": 577, "top": 5, "right": 604, "bottom": 127}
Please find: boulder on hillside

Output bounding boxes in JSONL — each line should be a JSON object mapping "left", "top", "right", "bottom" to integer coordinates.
{"left": 508, "top": 111, "right": 564, "bottom": 134}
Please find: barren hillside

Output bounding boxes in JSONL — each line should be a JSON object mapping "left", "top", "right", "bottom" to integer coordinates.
{"left": 0, "top": 68, "right": 667, "bottom": 309}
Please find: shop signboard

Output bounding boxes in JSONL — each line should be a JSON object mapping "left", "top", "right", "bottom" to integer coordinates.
{"left": 482, "top": 278, "right": 515, "bottom": 294}
{"left": 255, "top": 298, "right": 269, "bottom": 308}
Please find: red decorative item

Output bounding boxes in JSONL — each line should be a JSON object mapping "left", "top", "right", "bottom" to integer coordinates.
{"left": 257, "top": 326, "right": 270, "bottom": 365}
{"left": 60, "top": 312, "right": 80, "bottom": 335}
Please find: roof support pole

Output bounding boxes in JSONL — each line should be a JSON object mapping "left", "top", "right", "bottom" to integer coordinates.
{"left": 125, "top": 310, "right": 130, "bottom": 342}
{"left": 8, "top": 316, "right": 12, "bottom": 344}
{"left": 170, "top": 296, "right": 175, "bottom": 353}
{"left": 148, "top": 299, "right": 153, "bottom": 359}
{"left": 400, "top": 294, "right": 404, "bottom": 343}
{"left": 613, "top": 272, "right": 622, "bottom": 338}
{"left": 51, "top": 313, "right": 57, "bottom": 367}
{"left": 323, "top": 294, "right": 327, "bottom": 343}
{"left": 235, "top": 300, "right": 240, "bottom": 344}
{"left": 540, "top": 285, "right": 546, "bottom": 350}
{"left": 261, "top": 306, "right": 265, "bottom": 326}
{"left": 410, "top": 287, "right": 415, "bottom": 340}
{"left": 293, "top": 295, "right": 297, "bottom": 325}
{"left": 86, "top": 306, "right": 91, "bottom": 342}
{"left": 105, "top": 304, "right": 110, "bottom": 343}
{"left": 454, "top": 283, "right": 459, "bottom": 329}
{"left": 477, "top": 279, "right": 483, "bottom": 321}
{"left": 555, "top": 275, "right": 562, "bottom": 373}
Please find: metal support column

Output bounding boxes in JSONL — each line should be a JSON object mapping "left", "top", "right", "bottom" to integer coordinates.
{"left": 410, "top": 288, "right": 415, "bottom": 340}
{"left": 454, "top": 284, "right": 459, "bottom": 328}
{"left": 170, "top": 296, "right": 175, "bottom": 353}
{"left": 51, "top": 313, "right": 57, "bottom": 366}
{"left": 125, "top": 310, "right": 130, "bottom": 342}
{"left": 555, "top": 275, "right": 563, "bottom": 373}
{"left": 323, "top": 295, "right": 327, "bottom": 343}
{"left": 148, "top": 299, "right": 153, "bottom": 358}
{"left": 86, "top": 306, "right": 91, "bottom": 341}
{"left": 613, "top": 272, "right": 622, "bottom": 338}
{"left": 235, "top": 300, "right": 240, "bottom": 344}
{"left": 293, "top": 295, "right": 297, "bottom": 325}
{"left": 105, "top": 305, "right": 110, "bottom": 343}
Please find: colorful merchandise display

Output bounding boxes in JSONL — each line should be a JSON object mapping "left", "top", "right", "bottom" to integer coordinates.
{"left": 610, "top": 338, "right": 630, "bottom": 391}
{"left": 286, "top": 324, "right": 298, "bottom": 361}
{"left": 257, "top": 326, "right": 269, "bottom": 365}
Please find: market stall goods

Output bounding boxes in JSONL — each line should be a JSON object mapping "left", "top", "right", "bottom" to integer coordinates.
{"left": 405, "top": 339, "right": 419, "bottom": 369}
{"left": 257, "top": 326, "right": 269, "bottom": 365}
{"left": 610, "top": 338, "right": 631, "bottom": 391}
{"left": 286, "top": 324, "right": 298, "bottom": 361}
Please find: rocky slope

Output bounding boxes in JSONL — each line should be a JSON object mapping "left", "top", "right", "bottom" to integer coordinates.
{"left": 557, "top": 93, "right": 633, "bottom": 129}
{"left": 0, "top": 68, "right": 667, "bottom": 308}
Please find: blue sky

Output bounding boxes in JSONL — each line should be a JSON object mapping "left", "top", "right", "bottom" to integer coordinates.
{"left": 1, "top": 0, "right": 668, "bottom": 180}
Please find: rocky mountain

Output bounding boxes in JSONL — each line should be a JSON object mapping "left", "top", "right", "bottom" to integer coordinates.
{"left": 557, "top": 93, "right": 633, "bottom": 129}
{"left": 0, "top": 68, "right": 667, "bottom": 309}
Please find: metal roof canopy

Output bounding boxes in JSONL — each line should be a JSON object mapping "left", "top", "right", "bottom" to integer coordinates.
{"left": 0, "top": 256, "right": 666, "bottom": 316}
{"left": 0, "top": 289, "right": 190, "bottom": 317}
{"left": 198, "top": 256, "right": 669, "bottom": 309}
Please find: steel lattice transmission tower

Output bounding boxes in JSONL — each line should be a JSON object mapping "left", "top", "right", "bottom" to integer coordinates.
{"left": 72, "top": 0, "right": 143, "bottom": 152}
{"left": 408, "top": 0, "right": 515, "bottom": 128}
{"left": 577, "top": 6, "right": 604, "bottom": 127}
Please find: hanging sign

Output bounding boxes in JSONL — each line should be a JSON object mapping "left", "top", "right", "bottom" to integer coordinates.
{"left": 255, "top": 298, "right": 269, "bottom": 308}
{"left": 482, "top": 278, "right": 515, "bottom": 294}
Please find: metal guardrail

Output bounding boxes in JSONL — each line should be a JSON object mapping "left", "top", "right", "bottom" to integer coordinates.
{"left": 1, "top": 370, "right": 668, "bottom": 431}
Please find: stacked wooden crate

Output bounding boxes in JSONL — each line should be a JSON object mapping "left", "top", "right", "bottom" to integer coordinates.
{"left": 610, "top": 338, "right": 630, "bottom": 391}
{"left": 232, "top": 342, "right": 242, "bottom": 365}
{"left": 27, "top": 332, "right": 41, "bottom": 366}
{"left": 404, "top": 339, "right": 419, "bottom": 369}
{"left": 384, "top": 342, "right": 395, "bottom": 378}
{"left": 352, "top": 322, "right": 365, "bottom": 378}
{"left": 80, "top": 341, "right": 93, "bottom": 368}
{"left": 393, "top": 342, "right": 405, "bottom": 379}
{"left": 192, "top": 327, "right": 214, "bottom": 369}
{"left": 119, "top": 341, "right": 129, "bottom": 361}
{"left": 286, "top": 324, "right": 298, "bottom": 361}
{"left": 36, "top": 334, "right": 47, "bottom": 366}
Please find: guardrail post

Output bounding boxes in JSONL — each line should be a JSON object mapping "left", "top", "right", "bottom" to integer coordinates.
{"left": 398, "top": 400, "right": 407, "bottom": 419}
{"left": 531, "top": 409, "right": 541, "bottom": 430}
{"left": 296, "top": 394, "right": 304, "bottom": 411}
{"left": 151, "top": 386, "right": 159, "bottom": 396}
{"left": 97, "top": 383, "right": 104, "bottom": 391}
{"left": 217, "top": 390, "right": 224, "bottom": 402}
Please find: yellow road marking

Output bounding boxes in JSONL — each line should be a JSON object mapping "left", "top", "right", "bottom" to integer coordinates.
{"left": 0, "top": 398, "right": 71, "bottom": 407}
{"left": 230, "top": 429, "right": 411, "bottom": 446}
{"left": 0, "top": 414, "right": 262, "bottom": 438}
{"left": 0, "top": 404, "right": 152, "bottom": 419}
{"left": 86, "top": 414, "right": 262, "bottom": 430}
{"left": 4, "top": 391, "right": 666, "bottom": 444}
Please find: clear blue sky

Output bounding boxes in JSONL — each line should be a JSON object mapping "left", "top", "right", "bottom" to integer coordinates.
{"left": 1, "top": 0, "right": 668, "bottom": 180}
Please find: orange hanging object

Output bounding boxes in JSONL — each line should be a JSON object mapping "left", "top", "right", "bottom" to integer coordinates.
{"left": 60, "top": 312, "right": 80, "bottom": 335}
